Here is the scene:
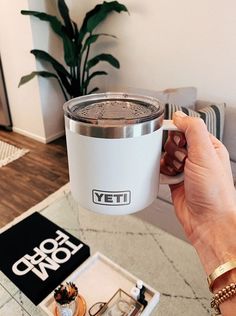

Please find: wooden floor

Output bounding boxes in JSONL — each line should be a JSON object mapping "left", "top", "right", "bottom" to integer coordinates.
{"left": 0, "top": 129, "right": 69, "bottom": 228}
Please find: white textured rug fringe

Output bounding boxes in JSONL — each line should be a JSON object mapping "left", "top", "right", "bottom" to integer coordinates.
{"left": 0, "top": 140, "right": 29, "bottom": 167}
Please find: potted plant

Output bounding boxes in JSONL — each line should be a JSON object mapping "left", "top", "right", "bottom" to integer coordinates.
{"left": 19, "top": 0, "right": 128, "bottom": 101}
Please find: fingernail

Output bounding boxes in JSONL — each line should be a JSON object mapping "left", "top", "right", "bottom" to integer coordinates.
{"left": 173, "top": 135, "right": 180, "bottom": 146}
{"left": 175, "top": 111, "right": 187, "bottom": 118}
{"left": 174, "top": 150, "right": 186, "bottom": 162}
{"left": 173, "top": 160, "right": 182, "bottom": 169}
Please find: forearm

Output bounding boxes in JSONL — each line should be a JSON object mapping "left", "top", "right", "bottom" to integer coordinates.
{"left": 191, "top": 212, "right": 236, "bottom": 315}
{"left": 193, "top": 219, "right": 236, "bottom": 275}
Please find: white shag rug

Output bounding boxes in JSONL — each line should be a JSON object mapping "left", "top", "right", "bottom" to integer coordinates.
{"left": 0, "top": 140, "right": 29, "bottom": 167}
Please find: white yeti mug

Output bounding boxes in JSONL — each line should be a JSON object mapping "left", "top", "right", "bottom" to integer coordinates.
{"left": 64, "top": 92, "right": 183, "bottom": 215}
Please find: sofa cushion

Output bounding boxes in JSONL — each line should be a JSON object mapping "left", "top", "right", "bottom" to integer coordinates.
{"left": 165, "top": 103, "right": 226, "bottom": 141}
{"left": 230, "top": 160, "right": 236, "bottom": 185}
{"left": 223, "top": 107, "right": 236, "bottom": 162}
{"left": 162, "top": 87, "right": 197, "bottom": 108}
{"left": 117, "top": 86, "right": 197, "bottom": 108}
{"left": 157, "top": 184, "right": 172, "bottom": 204}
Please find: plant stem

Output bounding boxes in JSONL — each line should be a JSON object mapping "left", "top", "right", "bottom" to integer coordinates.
{"left": 57, "top": 78, "right": 68, "bottom": 101}
{"left": 84, "top": 68, "right": 89, "bottom": 95}
{"left": 76, "top": 65, "right": 81, "bottom": 95}
{"left": 81, "top": 33, "right": 92, "bottom": 95}
{"left": 70, "top": 66, "right": 76, "bottom": 79}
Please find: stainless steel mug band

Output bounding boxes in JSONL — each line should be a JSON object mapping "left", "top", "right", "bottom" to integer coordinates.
{"left": 64, "top": 115, "right": 164, "bottom": 139}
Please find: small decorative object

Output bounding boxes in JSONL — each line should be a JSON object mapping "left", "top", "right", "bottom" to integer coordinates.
{"left": 54, "top": 282, "right": 78, "bottom": 316}
{"left": 136, "top": 280, "right": 148, "bottom": 308}
{"left": 88, "top": 289, "right": 143, "bottom": 316}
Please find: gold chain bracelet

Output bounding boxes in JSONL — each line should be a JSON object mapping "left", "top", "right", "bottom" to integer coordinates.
{"left": 211, "top": 282, "right": 236, "bottom": 314}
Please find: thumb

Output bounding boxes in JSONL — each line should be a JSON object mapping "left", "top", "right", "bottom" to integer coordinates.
{"left": 173, "top": 111, "right": 216, "bottom": 160}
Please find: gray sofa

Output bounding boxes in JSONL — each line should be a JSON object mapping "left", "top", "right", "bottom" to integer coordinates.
{"left": 135, "top": 87, "right": 236, "bottom": 241}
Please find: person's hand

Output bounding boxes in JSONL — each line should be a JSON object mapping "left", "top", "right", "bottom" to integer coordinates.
{"left": 161, "top": 111, "right": 236, "bottom": 275}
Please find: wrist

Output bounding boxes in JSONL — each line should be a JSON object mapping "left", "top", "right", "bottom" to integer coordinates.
{"left": 190, "top": 211, "right": 236, "bottom": 275}
{"left": 213, "top": 269, "right": 236, "bottom": 292}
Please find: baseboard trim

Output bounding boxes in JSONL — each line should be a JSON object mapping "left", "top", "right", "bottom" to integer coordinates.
{"left": 45, "top": 130, "right": 65, "bottom": 143}
{"left": 13, "top": 127, "right": 47, "bottom": 143}
{"left": 12, "top": 127, "right": 65, "bottom": 143}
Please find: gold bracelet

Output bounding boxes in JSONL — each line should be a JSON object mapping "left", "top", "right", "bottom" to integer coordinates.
{"left": 207, "top": 260, "right": 236, "bottom": 292}
{"left": 211, "top": 282, "right": 236, "bottom": 314}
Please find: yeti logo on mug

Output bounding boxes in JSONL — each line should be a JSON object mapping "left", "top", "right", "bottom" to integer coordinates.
{"left": 92, "top": 190, "right": 131, "bottom": 206}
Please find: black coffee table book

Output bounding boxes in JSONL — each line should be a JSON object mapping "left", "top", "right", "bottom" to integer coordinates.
{"left": 0, "top": 212, "right": 90, "bottom": 305}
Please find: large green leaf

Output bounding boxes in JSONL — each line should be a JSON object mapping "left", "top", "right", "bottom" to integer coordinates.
{"left": 19, "top": 71, "right": 69, "bottom": 101}
{"left": 72, "top": 22, "right": 82, "bottom": 63}
{"left": 86, "top": 53, "right": 120, "bottom": 70}
{"left": 18, "top": 71, "right": 69, "bottom": 100}
{"left": 83, "top": 71, "right": 107, "bottom": 90}
{"left": 59, "top": 74, "right": 73, "bottom": 97}
{"left": 30, "top": 49, "right": 73, "bottom": 96}
{"left": 88, "top": 87, "right": 99, "bottom": 94}
{"left": 31, "top": 50, "right": 70, "bottom": 76}
{"left": 81, "top": 33, "right": 117, "bottom": 55}
{"left": 58, "top": 0, "right": 74, "bottom": 39}
{"left": 80, "top": 1, "right": 128, "bottom": 41}
{"left": 21, "top": 10, "right": 64, "bottom": 37}
{"left": 18, "top": 71, "right": 58, "bottom": 87}
{"left": 62, "top": 36, "right": 78, "bottom": 66}
{"left": 21, "top": 10, "right": 77, "bottom": 67}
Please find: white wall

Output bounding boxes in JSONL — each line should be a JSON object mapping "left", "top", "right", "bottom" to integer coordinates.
{"left": 0, "top": 0, "right": 66, "bottom": 143}
{"left": 0, "top": 0, "right": 46, "bottom": 141}
{"left": 28, "top": 0, "right": 66, "bottom": 142}
{"left": 75, "top": 0, "right": 236, "bottom": 106}
{"left": 1, "top": 0, "right": 236, "bottom": 143}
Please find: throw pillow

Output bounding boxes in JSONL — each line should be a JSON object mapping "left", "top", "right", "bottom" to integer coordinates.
{"left": 164, "top": 103, "right": 226, "bottom": 141}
